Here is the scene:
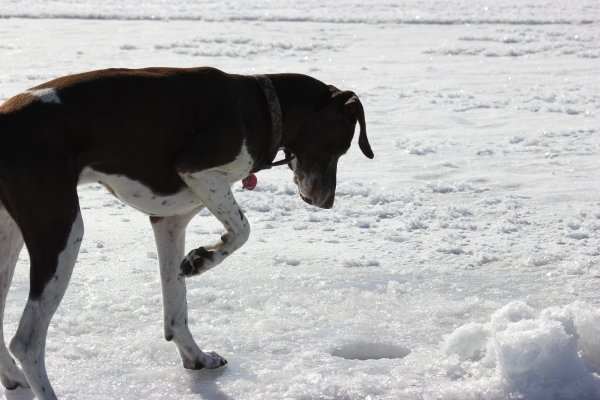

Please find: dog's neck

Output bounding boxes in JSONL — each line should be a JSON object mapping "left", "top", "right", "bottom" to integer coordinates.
{"left": 252, "top": 75, "right": 285, "bottom": 169}
{"left": 266, "top": 73, "right": 331, "bottom": 155}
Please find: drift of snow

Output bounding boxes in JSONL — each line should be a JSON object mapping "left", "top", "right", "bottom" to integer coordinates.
{"left": 443, "top": 302, "right": 600, "bottom": 399}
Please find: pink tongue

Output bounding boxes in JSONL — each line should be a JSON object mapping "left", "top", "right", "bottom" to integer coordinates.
{"left": 242, "top": 174, "right": 257, "bottom": 191}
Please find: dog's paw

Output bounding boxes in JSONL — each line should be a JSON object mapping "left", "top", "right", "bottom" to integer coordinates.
{"left": 180, "top": 247, "right": 215, "bottom": 277}
{"left": 182, "top": 351, "right": 228, "bottom": 370}
{"left": 0, "top": 368, "right": 29, "bottom": 390}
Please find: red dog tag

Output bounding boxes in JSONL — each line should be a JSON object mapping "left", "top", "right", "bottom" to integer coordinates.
{"left": 242, "top": 174, "right": 257, "bottom": 190}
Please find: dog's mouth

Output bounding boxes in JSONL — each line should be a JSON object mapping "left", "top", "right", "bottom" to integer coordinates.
{"left": 295, "top": 174, "right": 315, "bottom": 206}
{"left": 295, "top": 175, "right": 334, "bottom": 209}
{"left": 300, "top": 192, "right": 314, "bottom": 205}
{"left": 299, "top": 190, "right": 334, "bottom": 209}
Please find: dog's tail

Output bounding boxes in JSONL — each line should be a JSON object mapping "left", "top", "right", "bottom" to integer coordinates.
{"left": 0, "top": 110, "right": 10, "bottom": 191}
{"left": 0, "top": 127, "right": 6, "bottom": 189}
{"left": 0, "top": 113, "right": 11, "bottom": 184}
{"left": 0, "top": 117, "right": 5, "bottom": 187}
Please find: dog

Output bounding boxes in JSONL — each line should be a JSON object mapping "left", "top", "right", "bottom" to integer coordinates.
{"left": 0, "top": 67, "right": 373, "bottom": 399}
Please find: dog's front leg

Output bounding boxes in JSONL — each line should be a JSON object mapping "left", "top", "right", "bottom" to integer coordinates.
{"left": 178, "top": 170, "right": 250, "bottom": 277}
{"left": 150, "top": 211, "right": 227, "bottom": 370}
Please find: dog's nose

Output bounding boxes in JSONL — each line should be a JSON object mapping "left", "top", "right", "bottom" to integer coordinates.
{"left": 321, "top": 198, "right": 334, "bottom": 209}
{"left": 318, "top": 192, "right": 335, "bottom": 209}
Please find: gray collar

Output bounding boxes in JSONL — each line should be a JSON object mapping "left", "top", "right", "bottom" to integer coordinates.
{"left": 252, "top": 75, "right": 294, "bottom": 169}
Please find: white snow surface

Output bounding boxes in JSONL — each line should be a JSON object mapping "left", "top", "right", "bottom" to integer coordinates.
{"left": 1, "top": 1, "right": 600, "bottom": 399}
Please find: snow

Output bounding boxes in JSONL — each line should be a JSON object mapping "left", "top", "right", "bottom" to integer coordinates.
{"left": 1, "top": 0, "right": 600, "bottom": 399}
{"left": 442, "top": 302, "right": 600, "bottom": 399}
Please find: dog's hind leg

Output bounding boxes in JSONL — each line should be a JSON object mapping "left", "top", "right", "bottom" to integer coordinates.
{"left": 9, "top": 211, "right": 83, "bottom": 400}
{"left": 150, "top": 210, "right": 228, "bottom": 370}
{"left": 0, "top": 204, "right": 28, "bottom": 390}
{"left": 2, "top": 157, "right": 83, "bottom": 400}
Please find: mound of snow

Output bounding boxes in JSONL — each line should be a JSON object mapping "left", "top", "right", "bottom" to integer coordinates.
{"left": 442, "top": 301, "right": 600, "bottom": 399}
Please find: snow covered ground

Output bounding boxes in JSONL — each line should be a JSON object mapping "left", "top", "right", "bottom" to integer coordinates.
{"left": 1, "top": 1, "right": 600, "bottom": 399}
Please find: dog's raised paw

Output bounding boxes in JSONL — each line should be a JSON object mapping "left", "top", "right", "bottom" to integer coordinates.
{"left": 0, "top": 372, "right": 29, "bottom": 391}
{"left": 180, "top": 247, "right": 215, "bottom": 277}
{"left": 2, "top": 379, "right": 19, "bottom": 391}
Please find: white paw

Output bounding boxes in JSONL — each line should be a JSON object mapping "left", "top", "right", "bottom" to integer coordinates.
{"left": 1, "top": 366, "right": 30, "bottom": 390}
{"left": 182, "top": 351, "right": 228, "bottom": 370}
{"left": 180, "top": 247, "right": 219, "bottom": 277}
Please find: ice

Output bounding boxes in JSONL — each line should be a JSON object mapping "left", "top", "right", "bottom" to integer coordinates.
{"left": 1, "top": 0, "right": 600, "bottom": 398}
{"left": 330, "top": 341, "right": 411, "bottom": 361}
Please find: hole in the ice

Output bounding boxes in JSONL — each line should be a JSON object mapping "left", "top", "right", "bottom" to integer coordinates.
{"left": 330, "top": 341, "right": 411, "bottom": 360}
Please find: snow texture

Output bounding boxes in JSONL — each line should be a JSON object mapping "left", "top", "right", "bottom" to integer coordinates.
{"left": 1, "top": 0, "right": 600, "bottom": 399}
{"left": 443, "top": 302, "right": 600, "bottom": 399}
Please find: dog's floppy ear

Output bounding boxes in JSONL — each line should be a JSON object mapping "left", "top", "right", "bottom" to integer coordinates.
{"left": 345, "top": 95, "right": 373, "bottom": 159}
{"left": 333, "top": 91, "right": 375, "bottom": 158}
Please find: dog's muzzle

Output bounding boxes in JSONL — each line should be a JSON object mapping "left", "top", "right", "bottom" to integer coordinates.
{"left": 298, "top": 186, "right": 334, "bottom": 209}
{"left": 291, "top": 157, "right": 336, "bottom": 209}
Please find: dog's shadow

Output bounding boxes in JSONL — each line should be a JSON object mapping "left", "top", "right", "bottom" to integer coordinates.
{"left": 2, "top": 368, "right": 237, "bottom": 400}
{"left": 3, "top": 370, "right": 233, "bottom": 400}
{"left": 185, "top": 367, "right": 233, "bottom": 400}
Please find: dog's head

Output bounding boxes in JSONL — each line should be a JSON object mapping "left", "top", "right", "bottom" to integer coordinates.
{"left": 286, "top": 87, "right": 374, "bottom": 209}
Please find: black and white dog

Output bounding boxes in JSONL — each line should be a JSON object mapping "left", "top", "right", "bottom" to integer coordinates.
{"left": 0, "top": 67, "right": 373, "bottom": 399}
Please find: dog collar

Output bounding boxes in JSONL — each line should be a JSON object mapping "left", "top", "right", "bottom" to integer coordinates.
{"left": 252, "top": 75, "right": 295, "bottom": 169}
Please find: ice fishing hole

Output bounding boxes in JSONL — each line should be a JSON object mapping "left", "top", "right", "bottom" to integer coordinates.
{"left": 330, "top": 341, "right": 411, "bottom": 360}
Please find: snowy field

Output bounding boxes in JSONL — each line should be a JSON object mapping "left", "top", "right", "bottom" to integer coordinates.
{"left": 1, "top": 1, "right": 600, "bottom": 399}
